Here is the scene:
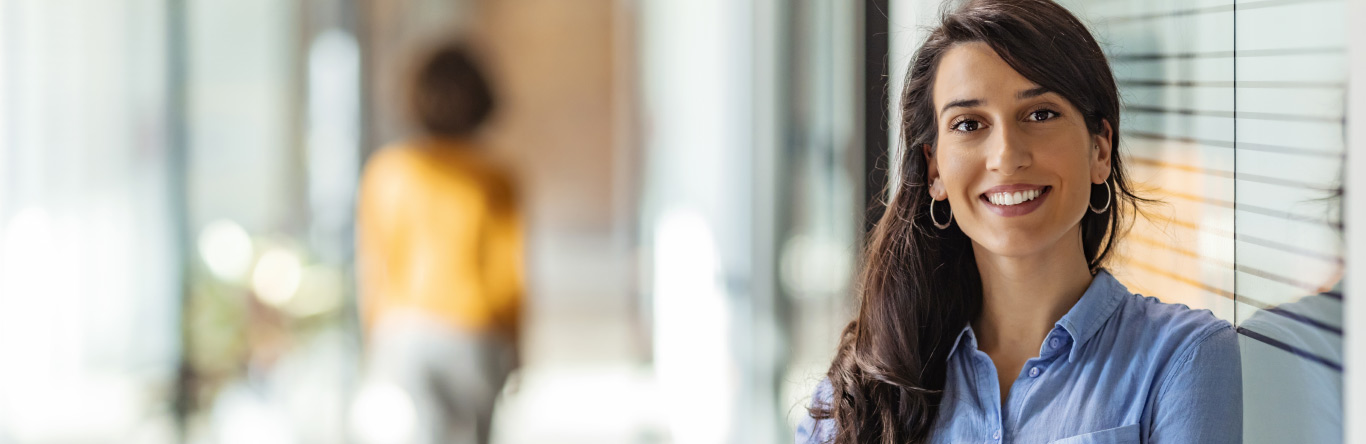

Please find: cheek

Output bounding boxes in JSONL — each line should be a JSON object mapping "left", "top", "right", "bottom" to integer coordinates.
{"left": 937, "top": 155, "right": 980, "bottom": 200}
{"left": 1040, "top": 152, "right": 1095, "bottom": 207}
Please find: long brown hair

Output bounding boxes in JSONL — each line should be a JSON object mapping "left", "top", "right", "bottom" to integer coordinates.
{"left": 810, "top": 1, "right": 1146, "bottom": 442}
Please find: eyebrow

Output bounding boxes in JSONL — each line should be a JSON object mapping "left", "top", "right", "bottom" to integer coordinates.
{"left": 1017, "top": 86, "right": 1050, "bottom": 99}
{"left": 938, "top": 86, "right": 1053, "bottom": 114}
{"left": 940, "top": 98, "right": 981, "bottom": 114}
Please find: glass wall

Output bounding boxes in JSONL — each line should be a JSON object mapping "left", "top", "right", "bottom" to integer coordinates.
{"left": 1058, "top": 0, "right": 1344, "bottom": 440}
{"left": 635, "top": 1, "right": 866, "bottom": 442}
{"left": 1231, "top": 1, "right": 1346, "bottom": 440}
{"left": 178, "top": 0, "right": 363, "bottom": 442}
{"left": 771, "top": 0, "right": 863, "bottom": 433}
{"left": 0, "top": 0, "right": 365, "bottom": 442}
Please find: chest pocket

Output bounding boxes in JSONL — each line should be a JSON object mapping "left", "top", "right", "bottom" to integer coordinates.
{"left": 1047, "top": 423, "right": 1141, "bottom": 444}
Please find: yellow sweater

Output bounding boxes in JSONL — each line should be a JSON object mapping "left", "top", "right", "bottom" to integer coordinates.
{"left": 357, "top": 140, "right": 523, "bottom": 338}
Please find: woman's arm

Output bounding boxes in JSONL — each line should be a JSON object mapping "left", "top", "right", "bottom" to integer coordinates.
{"left": 1149, "top": 324, "right": 1242, "bottom": 443}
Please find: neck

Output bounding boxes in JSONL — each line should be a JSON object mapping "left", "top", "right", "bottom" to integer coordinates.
{"left": 970, "top": 227, "right": 1096, "bottom": 357}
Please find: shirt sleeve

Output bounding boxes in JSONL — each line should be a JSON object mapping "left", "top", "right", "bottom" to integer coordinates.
{"left": 795, "top": 379, "right": 837, "bottom": 444}
{"left": 1149, "top": 323, "right": 1242, "bottom": 443}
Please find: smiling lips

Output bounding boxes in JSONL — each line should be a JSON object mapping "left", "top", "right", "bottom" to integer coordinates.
{"left": 980, "top": 185, "right": 1051, "bottom": 216}
{"left": 987, "top": 188, "right": 1043, "bottom": 206}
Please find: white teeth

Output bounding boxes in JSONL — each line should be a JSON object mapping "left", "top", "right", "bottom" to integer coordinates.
{"left": 987, "top": 188, "right": 1044, "bottom": 206}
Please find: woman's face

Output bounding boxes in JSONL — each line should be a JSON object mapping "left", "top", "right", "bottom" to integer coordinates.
{"left": 925, "top": 42, "right": 1112, "bottom": 260}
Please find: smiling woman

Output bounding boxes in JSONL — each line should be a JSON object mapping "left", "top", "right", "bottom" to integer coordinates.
{"left": 795, "top": 1, "right": 1240, "bottom": 443}
{"left": 926, "top": 41, "right": 1115, "bottom": 266}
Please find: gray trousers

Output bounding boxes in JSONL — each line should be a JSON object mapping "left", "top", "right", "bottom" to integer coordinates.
{"left": 367, "top": 311, "right": 515, "bottom": 444}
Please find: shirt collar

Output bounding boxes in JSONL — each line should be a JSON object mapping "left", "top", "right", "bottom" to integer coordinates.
{"left": 1054, "top": 268, "right": 1128, "bottom": 362}
{"left": 944, "top": 268, "right": 1128, "bottom": 363}
{"left": 946, "top": 323, "right": 976, "bottom": 361}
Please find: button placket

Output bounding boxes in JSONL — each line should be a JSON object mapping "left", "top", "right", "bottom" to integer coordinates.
{"left": 973, "top": 350, "right": 1005, "bottom": 444}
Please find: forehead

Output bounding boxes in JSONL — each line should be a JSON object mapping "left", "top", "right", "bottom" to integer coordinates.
{"left": 932, "top": 42, "right": 1039, "bottom": 109}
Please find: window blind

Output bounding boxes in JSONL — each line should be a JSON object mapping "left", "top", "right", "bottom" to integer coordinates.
{"left": 1061, "top": 0, "right": 1346, "bottom": 440}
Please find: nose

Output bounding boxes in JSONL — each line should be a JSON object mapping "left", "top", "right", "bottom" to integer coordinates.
{"left": 985, "top": 124, "right": 1031, "bottom": 175}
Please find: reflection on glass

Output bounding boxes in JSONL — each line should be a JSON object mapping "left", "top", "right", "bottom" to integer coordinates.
{"left": 1057, "top": 0, "right": 1348, "bottom": 441}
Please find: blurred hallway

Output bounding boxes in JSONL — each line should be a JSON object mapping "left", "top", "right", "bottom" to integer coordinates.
{"left": 370, "top": 0, "right": 659, "bottom": 442}
{"left": 0, "top": 0, "right": 1361, "bottom": 443}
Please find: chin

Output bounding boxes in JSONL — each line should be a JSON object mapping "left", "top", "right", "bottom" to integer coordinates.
{"left": 966, "top": 226, "right": 1061, "bottom": 260}
{"left": 964, "top": 218, "right": 1083, "bottom": 261}
{"left": 976, "top": 239, "right": 1050, "bottom": 259}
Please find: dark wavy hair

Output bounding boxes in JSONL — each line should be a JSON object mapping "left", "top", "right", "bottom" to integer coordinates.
{"left": 809, "top": 0, "right": 1147, "bottom": 442}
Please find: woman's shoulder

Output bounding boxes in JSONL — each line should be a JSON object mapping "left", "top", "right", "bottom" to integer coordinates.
{"left": 1094, "top": 282, "right": 1240, "bottom": 407}
{"left": 1122, "top": 291, "right": 1230, "bottom": 333}
{"left": 796, "top": 378, "right": 836, "bottom": 444}
{"left": 365, "top": 141, "right": 515, "bottom": 188}
{"left": 363, "top": 143, "right": 428, "bottom": 178}
{"left": 1106, "top": 281, "right": 1237, "bottom": 364}
{"left": 367, "top": 139, "right": 480, "bottom": 168}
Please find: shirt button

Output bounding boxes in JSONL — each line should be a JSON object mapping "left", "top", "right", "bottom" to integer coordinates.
{"left": 992, "top": 429, "right": 1002, "bottom": 440}
{"left": 1029, "top": 367, "right": 1041, "bottom": 377}
{"left": 1049, "top": 338, "right": 1062, "bottom": 349}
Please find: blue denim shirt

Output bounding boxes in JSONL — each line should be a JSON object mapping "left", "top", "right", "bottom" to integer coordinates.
{"left": 796, "top": 269, "right": 1241, "bottom": 444}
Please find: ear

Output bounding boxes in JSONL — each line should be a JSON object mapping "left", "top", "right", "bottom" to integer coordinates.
{"left": 1091, "top": 119, "right": 1114, "bottom": 184}
{"left": 923, "top": 143, "right": 947, "bottom": 200}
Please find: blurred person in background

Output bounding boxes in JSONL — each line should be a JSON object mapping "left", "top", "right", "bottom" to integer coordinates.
{"left": 356, "top": 41, "right": 522, "bottom": 444}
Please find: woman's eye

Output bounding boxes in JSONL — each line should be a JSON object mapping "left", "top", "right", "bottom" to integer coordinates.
{"left": 1028, "top": 109, "right": 1058, "bottom": 122}
{"left": 952, "top": 119, "right": 981, "bottom": 132}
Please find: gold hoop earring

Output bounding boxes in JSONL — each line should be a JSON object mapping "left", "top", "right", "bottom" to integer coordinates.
{"left": 1089, "top": 180, "right": 1112, "bottom": 214}
{"left": 930, "top": 198, "right": 953, "bottom": 229}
